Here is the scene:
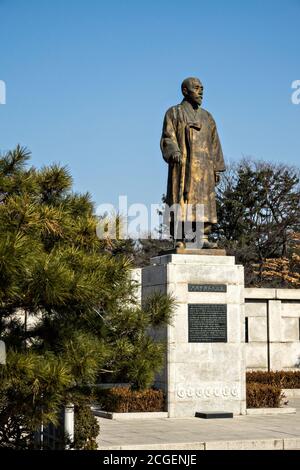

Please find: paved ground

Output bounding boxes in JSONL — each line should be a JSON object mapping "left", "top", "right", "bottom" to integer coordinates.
{"left": 96, "top": 399, "right": 300, "bottom": 450}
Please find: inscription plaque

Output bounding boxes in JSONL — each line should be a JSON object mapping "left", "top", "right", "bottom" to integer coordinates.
{"left": 188, "top": 304, "right": 227, "bottom": 343}
{"left": 188, "top": 284, "right": 227, "bottom": 293}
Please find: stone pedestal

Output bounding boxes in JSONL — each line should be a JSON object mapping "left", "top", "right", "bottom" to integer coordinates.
{"left": 142, "top": 254, "right": 246, "bottom": 418}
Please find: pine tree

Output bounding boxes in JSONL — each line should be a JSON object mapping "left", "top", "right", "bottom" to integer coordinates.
{"left": 0, "top": 146, "right": 174, "bottom": 448}
{"left": 215, "top": 159, "right": 300, "bottom": 286}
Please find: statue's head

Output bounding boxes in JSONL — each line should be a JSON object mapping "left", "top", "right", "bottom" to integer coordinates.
{"left": 181, "top": 77, "right": 203, "bottom": 106}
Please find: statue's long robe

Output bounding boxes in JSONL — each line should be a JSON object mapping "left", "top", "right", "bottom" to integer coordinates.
{"left": 160, "top": 99, "right": 225, "bottom": 223}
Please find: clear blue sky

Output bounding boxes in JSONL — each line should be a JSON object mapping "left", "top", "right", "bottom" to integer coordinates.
{"left": 0, "top": 0, "right": 299, "bottom": 210}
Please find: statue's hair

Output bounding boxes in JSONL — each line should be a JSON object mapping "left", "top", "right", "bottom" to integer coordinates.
{"left": 181, "top": 77, "right": 202, "bottom": 94}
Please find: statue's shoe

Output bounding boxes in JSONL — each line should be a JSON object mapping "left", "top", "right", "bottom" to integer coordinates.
{"left": 201, "top": 240, "right": 218, "bottom": 249}
{"left": 175, "top": 241, "right": 186, "bottom": 249}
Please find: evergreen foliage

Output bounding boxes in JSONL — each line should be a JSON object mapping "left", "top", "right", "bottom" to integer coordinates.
{"left": 0, "top": 146, "right": 175, "bottom": 449}
{"left": 214, "top": 159, "right": 300, "bottom": 286}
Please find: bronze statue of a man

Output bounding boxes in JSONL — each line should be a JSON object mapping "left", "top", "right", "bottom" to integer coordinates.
{"left": 160, "top": 77, "right": 225, "bottom": 248}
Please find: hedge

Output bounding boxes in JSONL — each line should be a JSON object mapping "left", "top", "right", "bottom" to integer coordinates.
{"left": 74, "top": 403, "right": 99, "bottom": 450}
{"left": 247, "top": 371, "right": 300, "bottom": 389}
{"left": 246, "top": 383, "right": 284, "bottom": 408}
{"left": 97, "top": 387, "right": 165, "bottom": 412}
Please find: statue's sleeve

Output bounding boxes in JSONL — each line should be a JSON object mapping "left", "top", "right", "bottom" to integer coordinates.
{"left": 160, "top": 108, "right": 180, "bottom": 163}
{"left": 208, "top": 113, "right": 225, "bottom": 173}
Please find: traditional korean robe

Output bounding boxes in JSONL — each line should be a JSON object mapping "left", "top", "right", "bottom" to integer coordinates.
{"left": 161, "top": 99, "right": 225, "bottom": 223}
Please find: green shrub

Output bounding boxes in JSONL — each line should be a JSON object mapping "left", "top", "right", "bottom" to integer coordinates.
{"left": 97, "top": 387, "right": 165, "bottom": 412}
{"left": 74, "top": 403, "right": 99, "bottom": 450}
{"left": 247, "top": 371, "right": 300, "bottom": 388}
{"left": 246, "top": 383, "right": 284, "bottom": 408}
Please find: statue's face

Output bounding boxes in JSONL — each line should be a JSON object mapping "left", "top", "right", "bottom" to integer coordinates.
{"left": 183, "top": 79, "right": 203, "bottom": 106}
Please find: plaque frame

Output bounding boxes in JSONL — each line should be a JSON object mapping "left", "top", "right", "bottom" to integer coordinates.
{"left": 188, "top": 284, "right": 227, "bottom": 293}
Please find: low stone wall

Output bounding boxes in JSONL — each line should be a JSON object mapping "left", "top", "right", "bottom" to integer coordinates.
{"left": 245, "top": 289, "right": 300, "bottom": 371}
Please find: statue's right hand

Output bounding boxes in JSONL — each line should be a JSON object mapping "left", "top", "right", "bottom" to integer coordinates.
{"left": 171, "top": 152, "right": 181, "bottom": 164}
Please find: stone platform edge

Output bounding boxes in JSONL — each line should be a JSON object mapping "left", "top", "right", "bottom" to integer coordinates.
{"left": 92, "top": 409, "right": 168, "bottom": 420}
{"left": 283, "top": 389, "right": 300, "bottom": 398}
{"left": 97, "top": 437, "right": 300, "bottom": 450}
{"left": 246, "top": 407, "right": 296, "bottom": 415}
{"left": 93, "top": 407, "right": 296, "bottom": 419}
